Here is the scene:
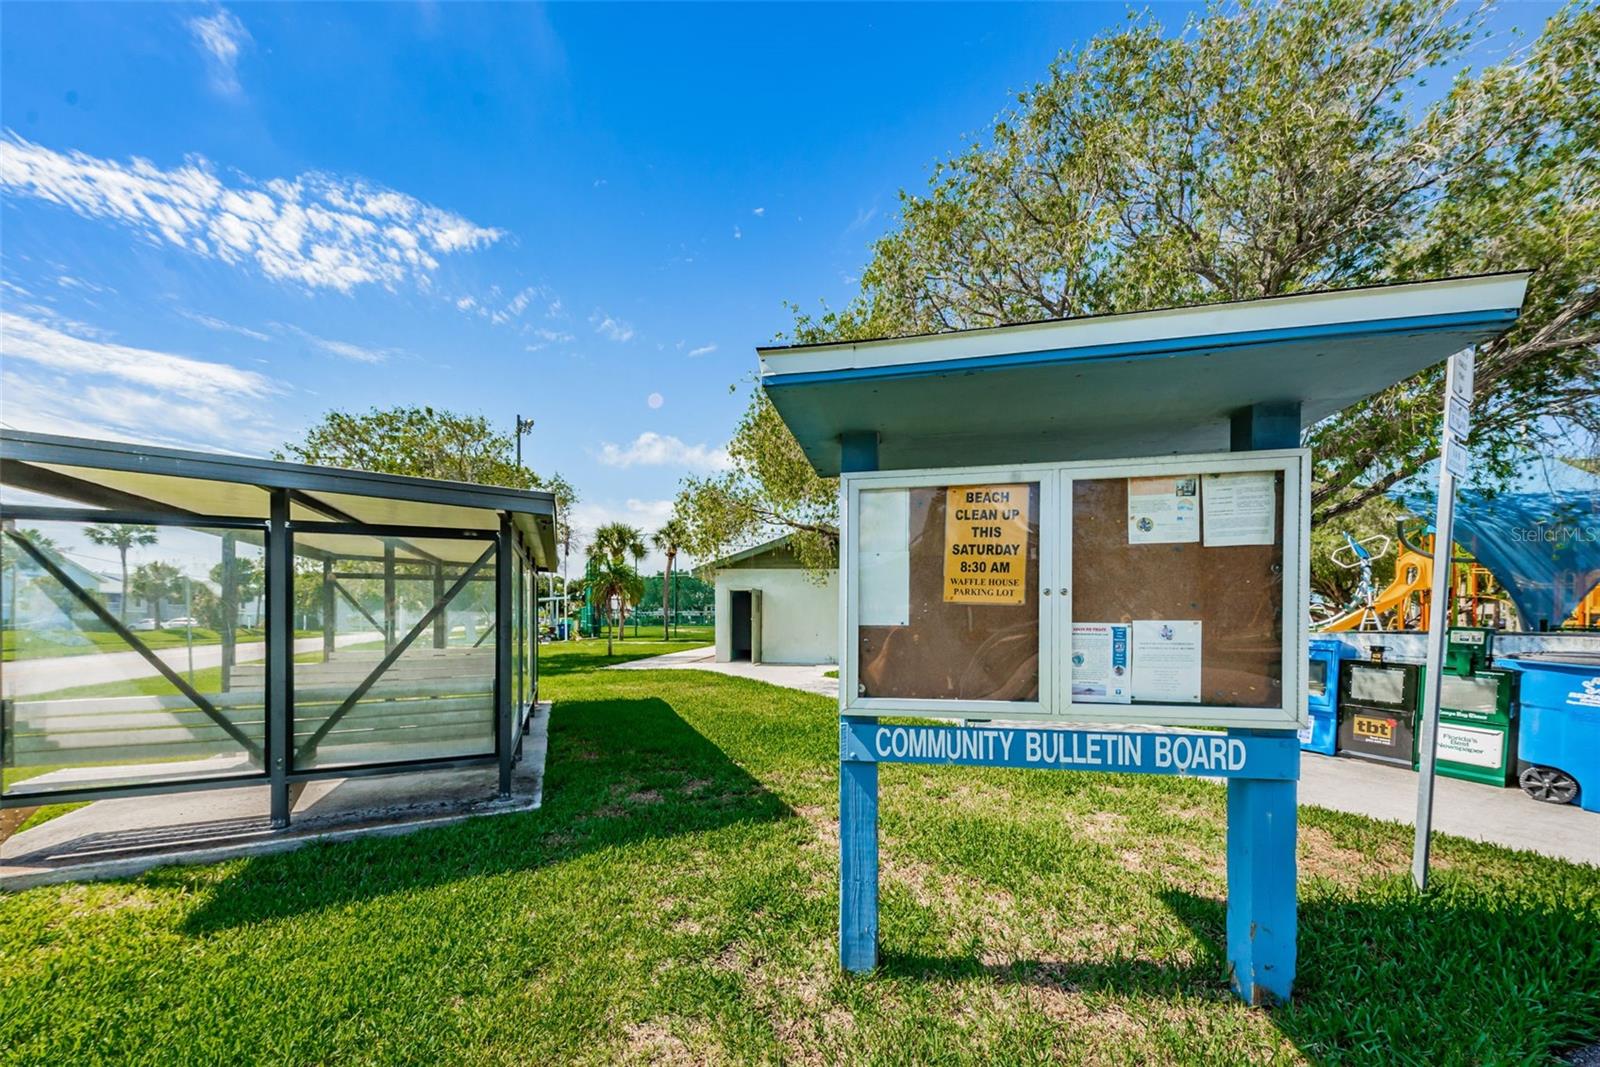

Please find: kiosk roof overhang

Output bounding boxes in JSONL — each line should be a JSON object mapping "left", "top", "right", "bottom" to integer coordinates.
{"left": 759, "top": 272, "right": 1530, "bottom": 475}
{"left": 0, "top": 431, "right": 560, "bottom": 568}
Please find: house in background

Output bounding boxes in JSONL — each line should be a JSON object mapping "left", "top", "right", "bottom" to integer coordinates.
{"left": 703, "top": 535, "right": 838, "bottom": 665}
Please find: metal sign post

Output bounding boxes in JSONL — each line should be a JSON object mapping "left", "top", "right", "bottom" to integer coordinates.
{"left": 1412, "top": 348, "right": 1474, "bottom": 891}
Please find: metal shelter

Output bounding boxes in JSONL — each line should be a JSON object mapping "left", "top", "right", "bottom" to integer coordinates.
{"left": 0, "top": 431, "right": 558, "bottom": 828}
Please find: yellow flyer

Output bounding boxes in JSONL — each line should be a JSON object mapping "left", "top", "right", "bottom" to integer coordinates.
{"left": 943, "top": 484, "right": 1029, "bottom": 604}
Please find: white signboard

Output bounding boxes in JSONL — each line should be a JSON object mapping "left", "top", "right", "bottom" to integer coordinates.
{"left": 1449, "top": 349, "right": 1475, "bottom": 403}
{"left": 1434, "top": 722, "right": 1502, "bottom": 770}
{"left": 1446, "top": 395, "right": 1471, "bottom": 442}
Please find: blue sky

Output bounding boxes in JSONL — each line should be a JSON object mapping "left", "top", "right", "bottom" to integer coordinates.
{"left": 0, "top": 2, "right": 1554, "bottom": 569}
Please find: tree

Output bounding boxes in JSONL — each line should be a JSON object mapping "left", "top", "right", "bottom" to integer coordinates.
{"left": 130, "top": 561, "right": 183, "bottom": 627}
{"left": 652, "top": 516, "right": 689, "bottom": 640}
{"left": 682, "top": 0, "right": 1599, "bottom": 566}
{"left": 84, "top": 523, "right": 158, "bottom": 622}
{"left": 278, "top": 406, "right": 578, "bottom": 505}
{"left": 587, "top": 522, "right": 646, "bottom": 638}
{"left": 584, "top": 556, "right": 643, "bottom": 657}
{"left": 676, "top": 386, "right": 840, "bottom": 574}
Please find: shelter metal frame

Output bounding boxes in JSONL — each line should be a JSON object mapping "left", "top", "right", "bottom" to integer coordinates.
{"left": 0, "top": 431, "right": 556, "bottom": 827}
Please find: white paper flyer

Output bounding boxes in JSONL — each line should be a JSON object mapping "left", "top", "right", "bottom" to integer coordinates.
{"left": 1127, "top": 476, "right": 1200, "bottom": 544}
{"left": 1201, "top": 471, "right": 1276, "bottom": 547}
{"left": 1130, "top": 620, "right": 1202, "bottom": 704}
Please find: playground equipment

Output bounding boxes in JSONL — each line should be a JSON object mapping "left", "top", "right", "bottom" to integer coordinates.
{"left": 1320, "top": 528, "right": 1429, "bottom": 632}
{"left": 1317, "top": 522, "right": 1520, "bottom": 633}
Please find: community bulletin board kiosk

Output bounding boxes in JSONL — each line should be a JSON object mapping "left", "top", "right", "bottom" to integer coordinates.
{"left": 758, "top": 271, "right": 1530, "bottom": 1006}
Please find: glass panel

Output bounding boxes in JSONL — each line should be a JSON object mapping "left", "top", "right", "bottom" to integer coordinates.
{"left": 1440, "top": 673, "right": 1502, "bottom": 715}
{"left": 1071, "top": 471, "right": 1285, "bottom": 708}
{"left": 1308, "top": 658, "right": 1329, "bottom": 698}
{"left": 292, "top": 534, "right": 496, "bottom": 771}
{"left": 1348, "top": 664, "right": 1406, "bottom": 706}
{"left": 2, "top": 520, "right": 267, "bottom": 796}
{"left": 856, "top": 482, "right": 1041, "bottom": 701}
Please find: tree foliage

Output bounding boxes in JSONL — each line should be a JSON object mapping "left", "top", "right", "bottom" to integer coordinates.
{"left": 278, "top": 407, "right": 579, "bottom": 546}
{"left": 680, "top": 0, "right": 1599, "bottom": 571}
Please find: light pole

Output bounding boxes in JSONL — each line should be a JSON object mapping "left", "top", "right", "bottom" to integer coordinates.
{"left": 514, "top": 415, "right": 535, "bottom": 469}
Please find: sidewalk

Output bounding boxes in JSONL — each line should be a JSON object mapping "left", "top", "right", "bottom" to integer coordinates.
{"left": 611, "top": 648, "right": 1599, "bottom": 866}
{"left": 607, "top": 646, "right": 839, "bottom": 697}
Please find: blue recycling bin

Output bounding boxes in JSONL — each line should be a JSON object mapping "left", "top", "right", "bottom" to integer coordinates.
{"left": 1496, "top": 653, "right": 1600, "bottom": 813}
{"left": 1301, "top": 637, "right": 1355, "bottom": 755}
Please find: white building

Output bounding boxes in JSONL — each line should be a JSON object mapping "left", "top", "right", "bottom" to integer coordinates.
{"left": 705, "top": 536, "right": 839, "bottom": 665}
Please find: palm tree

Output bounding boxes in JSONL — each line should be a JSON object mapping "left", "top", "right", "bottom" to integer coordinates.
{"left": 129, "top": 561, "right": 183, "bottom": 628}
{"left": 584, "top": 556, "right": 643, "bottom": 657}
{"left": 586, "top": 522, "right": 646, "bottom": 639}
{"left": 85, "top": 523, "right": 158, "bottom": 622}
{"left": 652, "top": 517, "right": 688, "bottom": 640}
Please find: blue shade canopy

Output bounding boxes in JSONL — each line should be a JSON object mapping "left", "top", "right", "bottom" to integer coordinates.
{"left": 1398, "top": 460, "right": 1600, "bottom": 630}
{"left": 760, "top": 273, "right": 1530, "bottom": 475}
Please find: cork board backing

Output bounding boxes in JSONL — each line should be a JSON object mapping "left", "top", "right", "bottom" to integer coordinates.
{"left": 1071, "top": 474, "right": 1284, "bottom": 707}
{"left": 858, "top": 482, "right": 1041, "bottom": 701}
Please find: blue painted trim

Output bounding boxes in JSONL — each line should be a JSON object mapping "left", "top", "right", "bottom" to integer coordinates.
{"left": 840, "top": 716, "right": 880, "bottom": 972}
{"left": 842, "top": 721, "right": 1299, "bottom": 780}
{"left": 765, "top": 309, "right": 1519, "bottom": 390}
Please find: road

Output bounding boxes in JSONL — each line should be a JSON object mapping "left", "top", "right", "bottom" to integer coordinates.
{"left": 3, "top": 632, "right": 381, "bottom": 697}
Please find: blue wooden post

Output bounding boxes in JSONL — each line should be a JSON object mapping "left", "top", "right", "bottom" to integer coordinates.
{"left": 1227, "top": 402, "right": 1300, "bottom": 1005}
{"left": 839, "top": 431, "right": 880, "bottom": 973}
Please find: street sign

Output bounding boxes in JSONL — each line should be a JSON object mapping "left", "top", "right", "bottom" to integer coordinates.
{"left": 1449, "top": 349, "right": 1475, "bottom": 403}
{"left": 1446, "top": 394, "right": 1471, "bottom": 442}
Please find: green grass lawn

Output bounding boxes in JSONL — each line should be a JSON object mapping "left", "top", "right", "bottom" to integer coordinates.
{"left": 2, "top": 636, "right": 1597, "bottom": 1064}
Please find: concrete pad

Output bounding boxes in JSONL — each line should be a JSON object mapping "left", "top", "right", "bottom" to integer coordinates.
{"left": 1299, "top": 751, "right": 1599, "bottom": 867}
{"left": 608, "top": 646, "right": 840, "bottom": 697}
{"left": 1, "top": 703, "right": 550, "bottom": 891}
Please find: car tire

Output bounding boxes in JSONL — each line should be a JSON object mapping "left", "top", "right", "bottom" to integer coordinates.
{"left": 1518, "top": 764, "right": 1579, "bottom": 805}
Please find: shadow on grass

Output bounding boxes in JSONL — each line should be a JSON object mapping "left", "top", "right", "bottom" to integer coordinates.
{"left": 168, "top": 695, "right": 791, "bottom": 935}
{"left": 881, "top": 884, "right": 1600, "bottom": 1063}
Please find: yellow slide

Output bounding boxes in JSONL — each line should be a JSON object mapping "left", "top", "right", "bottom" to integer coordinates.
{"left": 1318, "top": 547, "right": 1434, "bottom": 632}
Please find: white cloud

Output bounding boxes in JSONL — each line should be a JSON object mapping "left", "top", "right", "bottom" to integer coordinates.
{"left": 2, "top": 310, "right": 275, "bottom": 402}
{"left": 456, "top": 296, "right": 477, "bottom": 311}
{"left": 733, "top": 225, "right": 742, "bottom": 239}
{"left": 0, "top": 311, "right": 280, "bottom": 450}
{"left": 752, "top": 207, "right": 765, "bottom": 216}
{"left": 595, "top": 431, "right": 730, "bottom": 473}
{"left": 524, "top": 326, "right": 575, "bottom": 351}
{"left": 281, "top": 324, "right": 390, "bottom": 364}
{"left": 590, "top": 311, "right": 634, "bottom": 342}
{"left": 0, "top": 132, "right": 503, "bottom": 293}
{"left": 188, "top": 7, "right": 252, "bottom": 96}
{"left": 686, "top": 343, "right": 717, "bottom": 358}
{"left": 177, "top": 308, "right": 271, "bottom": 342}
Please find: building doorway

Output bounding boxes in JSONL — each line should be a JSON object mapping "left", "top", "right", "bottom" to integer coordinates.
{"left": 730, "top": 589, "right": 753, "bottom": 661}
